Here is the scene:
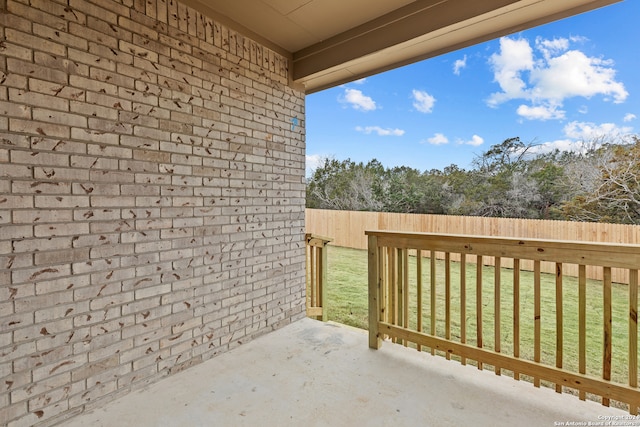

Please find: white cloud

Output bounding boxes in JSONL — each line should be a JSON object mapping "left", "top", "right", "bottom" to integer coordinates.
{"left": 570, "top": 35, "right": 589, "bottom": 44}
{"left": 353, "top": 78, "right": 367, "bottom": 84}
{"left": 527, "top": 139, "right": 589, "bottom": 155}
{"left": 453, "top": 55, "right": 467, "bottom": 75}
{"left": 517, "top": 104, "right": 565, "bottom": 121}
{"left": 530, "top": 50, "right": 627, "bottom": 103}
{"left": 356, "top": 126, "right": 405, "bottom": 136}
{"left": 465, "top": 135, "right": 485, "bottom": 146}
{"left": 412, "top": 89, "right": 436, "bottom": 113}
{"left": 425, "top": 133, "right": 449, "bottom": 145}
{"left": 563, "top": 121, "right": 632, "bottom": 141}
{"left": 533, "top": 121, "right": 634, "bottom": 155}
{"left": 487, "top": 36, "right": 628, "bottom": 121}
{"left": 487, "top": 37, "right": 534, "bottom": 106}
{"left": 624, "top": 113, "right": 637, "bottom": 122}
{"left": 535, "top": 36, "right": 569, "bottom": 60}
{"left": 305, "top": 154, "right": 324, "bottom": 176}
{"left": 341, "top": 88, "right": 377, "bottom": 111}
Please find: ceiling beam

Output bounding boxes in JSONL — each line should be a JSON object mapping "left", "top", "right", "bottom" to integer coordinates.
{"left": 292, "top": 0, "right": 519, "bottom": 81}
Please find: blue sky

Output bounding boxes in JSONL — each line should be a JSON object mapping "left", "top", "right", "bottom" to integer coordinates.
{"left": 305, "top": 1, "right": 639, "bottom": 176}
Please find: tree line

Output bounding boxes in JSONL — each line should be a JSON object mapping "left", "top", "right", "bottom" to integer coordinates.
{"left": 306, "top": 135, "right": 640, "bottom": 224}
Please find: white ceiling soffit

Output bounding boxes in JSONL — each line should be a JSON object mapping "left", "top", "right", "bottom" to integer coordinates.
{"left": 183, "top": 0, "right": 620, "bottom": 93}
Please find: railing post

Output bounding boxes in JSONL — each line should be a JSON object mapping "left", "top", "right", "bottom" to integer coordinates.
{"left": 305, "top": 233, "right": 332, "bottom": 321}
{"left": 320, "top": 235, "right": 329, "bottom": 322}
{"left": 368, "top": 234, "right": 382, "bottom": 349}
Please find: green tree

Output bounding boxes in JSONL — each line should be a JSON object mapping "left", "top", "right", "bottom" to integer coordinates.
{"left": 379, "top": 166, "right": 425, "bottom": 213}
{"left": 465, "top": 138, "right": 541, "bottom": 218}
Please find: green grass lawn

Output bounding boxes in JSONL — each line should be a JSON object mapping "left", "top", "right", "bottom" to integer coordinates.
{"left": 325, "top": 245, "right": 636, "bottom": 386}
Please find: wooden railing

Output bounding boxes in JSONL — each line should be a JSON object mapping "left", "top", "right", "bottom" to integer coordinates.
{"left": 306, "top": 233, "right": 332, "bottom": 321}
{"left": 367, "top": 231, "right": 640, "bottom": 414}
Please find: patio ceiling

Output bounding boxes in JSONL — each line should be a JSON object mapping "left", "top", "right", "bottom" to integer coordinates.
{"left": 183, "top": 0, "right": 620, "bottom": 93}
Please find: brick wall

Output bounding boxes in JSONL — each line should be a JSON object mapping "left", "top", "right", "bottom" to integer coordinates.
{"left": 0, "top": 0, "right": 306, "bottom": 425}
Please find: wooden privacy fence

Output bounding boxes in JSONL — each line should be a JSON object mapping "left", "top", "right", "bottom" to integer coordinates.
{"left": 367, "top": 231, "right": 640, "bottom": 414}
{"left": 305, "top": 234, "right": 332, "bottom": 321}
{"left": 307, "top": 208, "right": 640, "bottom": 282}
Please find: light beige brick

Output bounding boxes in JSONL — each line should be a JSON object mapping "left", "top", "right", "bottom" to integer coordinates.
{"left": 10, "top": 119, "right": 70, "bottom": 139}
{"left": 33, "top": 166, "right": 89, "bottom": 182}
{"left": 69, "top": 75, "right": 118, "bottom": 97}
{"left": 0, "top": 193, "right": 33, "bottom": 209}
{"left": 12, "top": 237, "right": 74, "bottom": 256}
{"left": 29, "top": 0, "right": 86, "bottom": 24}
{"left": 11, "top": 150, "right": 70, "bottom": 167}
{"left": 34, "top": 195, "right": 89, "bottom": 209}
{"left": 68, "top": 0, "right": 118, "bottom": 24}
{"left": 34, "top": 222, "right": 90, "bottom": 237}
{"left": 0, "top": 96, "right": 31, "bottom": 118}
{"left": 34, "top": 51, "right": 90, "bottom": 78}
{"left": 10, "top": 265, "right": 73, "bottom": 291}
{"left": 71, "top": 354, "right": 119, "bottom": 382}
{"left": 5, "top": 25, "right": 66, "bottom": 56}
{"left": 69, "top": 21, "right": 119, "bottom": 50}
{"left": 7, "top": 58, "right": 68, "bottom": 85}
{"left": 33, "top": 23, "right": 88, "bottom": 51}
{"left": 28, "top": 136, "right": 81, "bottom": 154}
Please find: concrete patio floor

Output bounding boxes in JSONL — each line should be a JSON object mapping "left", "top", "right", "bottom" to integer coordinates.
{"left": 65, "top": 318, "right": 628, "bottom": 427}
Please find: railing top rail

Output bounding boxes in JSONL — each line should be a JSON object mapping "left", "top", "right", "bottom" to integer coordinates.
{"left": 365, "top": 230, "right": 640, "bottom": 269}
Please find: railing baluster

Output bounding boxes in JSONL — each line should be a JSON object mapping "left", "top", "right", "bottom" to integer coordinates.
{"left": 460, "top": 253, "right": 467, "bottom": 366}
{"left": 403, "top": 248, "right": 409, "bottom": 347}
{"left": 316, "top": 246, "right": 322, "bottom": 315}
{"left": 514, "top": 258, "right": 520, "bottom": 380}
{"left": 630, "top": 269, "right": 638, "bottom": 415}
{"left": 391, "top": 248, "right": 398, "bottom": 343}
{"left": 378, "top": 248, "right": 391, "bottom": 328}
{"left": 380, "top": 247, "right": 387, "bottom": 328}
{"left": 310, "top": 244, "right": 316, "bottom": 308}
{"left": 397, "top": 248, "right": 404, "bottom": 345}
{"left": 417, "top": 249, "right": 423, "bottom": 352}
{"left": 603, "top": 266, "right": 612, "bottom": 406}
{"left": 305, "top": 244, "right": 309, "bottom": 306}
{"left": 445, "top": 252, "right": 451, "bottom": 360}
{"left": 368, "top": 235, "right": 381, "bottom": 349}
{"left": 579, "top": 264, "right": 587, "bottom": 401}
{"left": 556, "top": 262, "right": 563, "bottom": 393}
{"left": 534, "top": 260, "right": 541, "bottom": 387}
{"left": 477, "top": 255, "right": 483, "bottom": 370}
{"left": 495, "top": 256, "right": 501, "bottom": 375}
{"left": 431, "top": 250, "right": 436, "bottom": 355}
